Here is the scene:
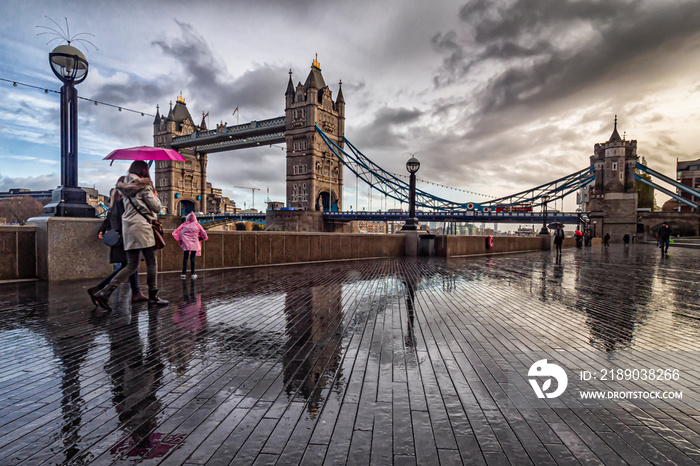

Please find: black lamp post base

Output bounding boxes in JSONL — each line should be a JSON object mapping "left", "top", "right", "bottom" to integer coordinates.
{"left": 539, "top": 227, "right": 549, "bottom": 235}
{"left": 43, "top": 186, "right": 95, "bottom": 218}
{"left": 401, "top": 218, "right": 419, "bottom": 231}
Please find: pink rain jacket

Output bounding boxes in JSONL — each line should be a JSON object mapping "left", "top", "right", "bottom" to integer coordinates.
{"left": 172, "top": 212, "right": 208, "bottom": 255}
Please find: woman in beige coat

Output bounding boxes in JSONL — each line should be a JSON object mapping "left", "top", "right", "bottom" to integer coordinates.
{"left": 94, "top": 161, "right": 168, "bottom": 310}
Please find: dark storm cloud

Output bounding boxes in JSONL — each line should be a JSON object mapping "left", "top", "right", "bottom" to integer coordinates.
{"left": 351, "top": 106, "right": 423, "bottom": 149}
{"left": 434, "top": 0, "right": 700, "bottom": 118}
{"left": 83, "top": 20, "right": 289, "bottom": 145}
{"left": 151, "top": 20, "right": 287, "bottom": 118}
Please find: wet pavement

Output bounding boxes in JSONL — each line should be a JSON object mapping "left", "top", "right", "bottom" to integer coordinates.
{"left": 1, "top": 244, "right": 700, "bottom": 465}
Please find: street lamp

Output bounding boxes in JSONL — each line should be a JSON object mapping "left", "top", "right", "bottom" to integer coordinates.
{"left": 539, "top": 195, "right": 549, "bottom": 235}
{"left": 576, "top": 207, "right": 582, "bottom": 232}
{"left": 401, "top": 156, "right": 420, "bottom": 231}
{"left": 43, "top": 44, "right": 95, "bottom": 217}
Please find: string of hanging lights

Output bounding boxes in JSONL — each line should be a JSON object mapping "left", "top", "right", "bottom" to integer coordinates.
{"left": 387, "top": 170, "right": 497, "bottom": 198}
{"left": 1, "top": 76, "right": 154, "bottom": 117}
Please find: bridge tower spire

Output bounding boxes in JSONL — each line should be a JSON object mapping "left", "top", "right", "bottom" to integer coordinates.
{"left": 153, "top": 93, "right": 208, "bottom": 215}
{"left": 588, "top": 115, "right": 638, "bottom": 242}
{"left": 285, "top": 57, "right": 345, "bottom": 211}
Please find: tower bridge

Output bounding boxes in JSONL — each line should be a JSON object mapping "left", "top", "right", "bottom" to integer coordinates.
{"left": 153, "top": 59, "right": 700, "bottom": 241}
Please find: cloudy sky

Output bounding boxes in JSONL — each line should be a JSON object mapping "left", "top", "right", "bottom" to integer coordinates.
{"left": 1, "top": 0, "right": 699, "bottom": 211}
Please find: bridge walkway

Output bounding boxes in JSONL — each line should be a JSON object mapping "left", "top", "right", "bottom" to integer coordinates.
{"left": 0, "top": 245, "right": 699, "bottom": 464}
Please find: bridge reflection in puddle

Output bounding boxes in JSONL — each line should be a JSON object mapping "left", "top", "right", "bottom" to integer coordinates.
{"left": 1, "top": 245, "right": 699, "bottom": 464}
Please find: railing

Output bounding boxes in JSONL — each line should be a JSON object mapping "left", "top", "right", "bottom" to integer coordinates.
{"left": 172, "top": 116, "right": 286, "bottom": 144}
{"left": 324, "top": 210, "right": 586, "bottom": 223}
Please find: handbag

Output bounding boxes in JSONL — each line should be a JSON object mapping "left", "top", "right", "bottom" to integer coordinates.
{"left": 126, "top": 195, "right": 165, "bottom": 250}
{"left": 152, "top": 220, "right": 166, "bottom": 249}
{"left": 102, "top": 230, "right": 121, "bottom": 247}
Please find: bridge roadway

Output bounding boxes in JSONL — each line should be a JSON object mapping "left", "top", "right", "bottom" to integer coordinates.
{"left": 1, "top": 244, "right": 699, "bottom": 464}
{"left": 170, "top": 116, "right": 286, "bottom": 153}
{"left": 194, "top": 211, "right": 586, "bottom": 225}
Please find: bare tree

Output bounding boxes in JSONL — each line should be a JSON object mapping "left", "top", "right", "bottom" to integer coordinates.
{"left": 0, "top": 197, "right": 44, "bottom": 225}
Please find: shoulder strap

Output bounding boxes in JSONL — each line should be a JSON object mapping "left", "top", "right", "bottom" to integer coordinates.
{"left": 125, "top": 195, "right": 152, "bottom": 223}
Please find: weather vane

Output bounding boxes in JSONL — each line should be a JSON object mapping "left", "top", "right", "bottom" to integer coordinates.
{"left": 35, "top": 16, "right": 98, "bottom": 51}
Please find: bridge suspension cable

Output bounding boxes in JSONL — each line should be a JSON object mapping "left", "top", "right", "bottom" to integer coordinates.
{"left": 316, "top": 125, "right": 595, "bottom": 211}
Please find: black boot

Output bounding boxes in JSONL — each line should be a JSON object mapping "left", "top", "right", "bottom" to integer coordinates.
{"left": 87, "top": 285, "right": 101, "bottom": 307}
{"left": 93, "top": 282, "right": 118, "bottom": 311}
{"left": 148, "top": 289, "right": 169, "bottom": 307}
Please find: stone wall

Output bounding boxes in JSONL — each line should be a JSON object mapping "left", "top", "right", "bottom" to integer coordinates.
{"left": 0, "top": 226, "right": 36, "bottom": 280}
{"left": 28, "top": 217, "right": 111, "bottom": 281}
{"left": 4, "top": 224, "right": 604, "bottom": 282}
{"left": 154, "top": 231, "right": 405, "bottom": 272}
{"left": 435, "top": 235, "right": 547, "bottom": 256}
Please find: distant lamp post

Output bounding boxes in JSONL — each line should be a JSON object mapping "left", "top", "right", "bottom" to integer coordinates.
{"left": 539, "top": 195, "right": 550, "bottom": 234}
{"left": 401, "top": 156, "right": 420, "bottom": 231}
{"left": 576, "top": 207, "right": 582, "bottom": 232}
{"left": 43, "top": 44, "right": 94, "bottom": 217}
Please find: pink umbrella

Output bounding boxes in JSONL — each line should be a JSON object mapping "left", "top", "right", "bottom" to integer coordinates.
{"left": 103, "top": 146, "right": 186, "bottom": 165}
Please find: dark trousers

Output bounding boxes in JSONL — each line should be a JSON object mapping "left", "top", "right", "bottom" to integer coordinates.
{"left": 99, "top": 261, "right": 139, "bottom": 292}
{"left": 183, "top": 250, "right": 196, "bottom": 274}
{"left": 555, "top": 243, "right": 562, "bottom": 254}
{"left": 661, "top": 239, "right": 670, "bottom": 253}
{"left": 112, "top": 247, "right": 157, "bottom": 291}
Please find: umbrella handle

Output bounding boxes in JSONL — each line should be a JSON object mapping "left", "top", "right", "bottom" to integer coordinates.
{"left": 148, "top": 160, "right": 153, "bottom": 168}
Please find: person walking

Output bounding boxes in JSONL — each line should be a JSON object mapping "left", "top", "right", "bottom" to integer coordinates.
{"left": 604, "top": 232, "right": 611, "bottom": 247}
{"left": 172, "top": 212, "right": 208, "bottom": 279}
{"left": 623, "top": 234, "right": 630, "bottom": 246}
{"left": 554, "top": 225, "right": 565, "bottom": 256}
{"left": 94, "top": 161, "right": 168, "bottom": 311}
{"left": 658, "top": 223, "right": 671, "bottom": 254}
{"left": 87, "top": 177, "right": 147, "bottom": 305}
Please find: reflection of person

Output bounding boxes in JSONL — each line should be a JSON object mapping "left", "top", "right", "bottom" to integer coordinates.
{"left": 659, "top": 223, "right": 671, "bottom": 254}
{"left": 172, "top": 212, "right": 208, "bottom": 279}
{"left": 176, "top": 279, "right": 206, "bottom": 334}
{"left": 105, "top": 308, "right": 182, "bottom": 460}
{"left": 94, "top": 161, "right": 168, "bottom": 310}
{"left": 88, "top": 177, "right": 147, "bottom": 306}
{"left": 554, "top": 225, "right": 564, "bottom": 255}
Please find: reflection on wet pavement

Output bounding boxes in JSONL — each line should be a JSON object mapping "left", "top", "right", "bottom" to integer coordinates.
{"left": 0, "top": 244, "right": 699, "bottom": 464}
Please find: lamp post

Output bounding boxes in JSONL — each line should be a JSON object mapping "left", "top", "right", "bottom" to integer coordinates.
{"left": 539, "top": 195, "right": 549, "bottom": 235}
{"left": 576, "top": 207, "right": 582, "bottom": 232}
{"left": 43, "top": 44, "right": 95, "bottom": 217}
{"left": 401, "top": 156, "right": 420, "bottom": 231}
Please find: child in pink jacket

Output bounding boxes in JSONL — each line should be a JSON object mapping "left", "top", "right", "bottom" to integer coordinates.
{"left": 172, "top": 212, "right": 208, "bottom": 279}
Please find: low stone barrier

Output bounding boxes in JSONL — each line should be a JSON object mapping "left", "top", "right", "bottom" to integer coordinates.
{"left": 435, "top": 235, "right": 546, "bottom": 256}
{"left": 3, "top": 222, "right": 605, "bottom": 282}
{"left": 0, "top": 226, "right": 37, "bottom": 280}
{"left": 153, "top": 231, "right": 405, "bottom": 273}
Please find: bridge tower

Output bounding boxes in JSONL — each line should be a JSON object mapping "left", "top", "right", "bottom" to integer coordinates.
{"left": 152, "top": 94, "right": 208, "bottom": 215}
{"left": 285, "top": 57, "right": 345, "bottom": 211}
{"left": 588, "top": 116, "right": 638, "bottom": 241}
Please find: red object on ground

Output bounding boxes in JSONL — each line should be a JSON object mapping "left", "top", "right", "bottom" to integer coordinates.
{"left": 103, "top": 145, "right": 186, "bottom": 162}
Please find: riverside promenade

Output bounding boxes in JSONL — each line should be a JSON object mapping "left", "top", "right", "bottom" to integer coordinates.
{"left": 1, "top": 244, "right": 699, "bottom": 465}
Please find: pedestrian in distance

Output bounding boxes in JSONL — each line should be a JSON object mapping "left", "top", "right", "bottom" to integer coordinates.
{"left": 658, "top": 223, "right": 671, "bottom": 255}
{"left": 554, "top": 225, "right": 565, "bottom": 256}
{"left": 604, "top": 232, "right": 611, "bottom": 247}
{"left": 623, "top": 234, "right": 630, "bottom": 246}
{"left": 87, "top": 177, "right": 147, "bottom": 306}
{"left": 93, "top": 161, "right": 168, "bottom": 311}
{"left": 172, "top": 212, "right": 208, "bottom": 279}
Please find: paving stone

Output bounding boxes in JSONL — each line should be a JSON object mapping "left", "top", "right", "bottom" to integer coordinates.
{"left": 0, "top": 245, "right": 699, "bottom": 464}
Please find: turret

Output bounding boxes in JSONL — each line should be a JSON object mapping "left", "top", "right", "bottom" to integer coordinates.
{"left": 285, "top": 69, "right": 295, "bottom": 107}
